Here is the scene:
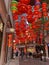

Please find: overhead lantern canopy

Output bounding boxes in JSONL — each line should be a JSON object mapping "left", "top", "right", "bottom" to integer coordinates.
{"left": 19, "top": 0, "right": 30, "bottom": 5}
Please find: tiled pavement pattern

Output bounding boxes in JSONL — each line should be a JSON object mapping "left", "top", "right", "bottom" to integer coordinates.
{"left": 5, "top": 57, "right": 19, "bottom": 65}
{"left": 19, "top": 57, "right": 49, "bottom": 65}
{"left": 5, "top": 57, "right": 49, "bottom": 65}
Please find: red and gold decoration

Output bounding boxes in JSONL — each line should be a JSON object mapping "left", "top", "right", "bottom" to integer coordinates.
{"left": 10, "top": 0, "right": 49, "bottom": 45}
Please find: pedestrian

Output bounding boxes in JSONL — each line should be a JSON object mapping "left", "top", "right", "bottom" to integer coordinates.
{"left": 40, "top": 50, "right": 43, "bottom": 61}
{"left": 15, "top": 48, "right": 18, "bottom": 57}
{"left": 21, "top": 50, "right": 24, "bottom": 60}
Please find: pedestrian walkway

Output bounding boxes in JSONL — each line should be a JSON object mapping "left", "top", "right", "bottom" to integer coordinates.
{"left": 5, "top": 57, "right": 19, "bottom": 65}
{"left": 19, "top": 58, "right": 49, "bottom": 65}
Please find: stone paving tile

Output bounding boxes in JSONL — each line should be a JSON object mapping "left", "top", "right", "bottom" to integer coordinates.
{"left": 5, "top": 57, "right": 19, "bottom": 65}
{"left": 19, "top": 58, "right": 49, "bottom": 65}
{"left": 5, "top": 57, "right": 49, "bottom": 65}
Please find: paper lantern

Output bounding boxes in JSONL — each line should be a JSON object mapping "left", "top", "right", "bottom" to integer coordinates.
{"left": 27, "top": 14, "right": 33, "bottom": 23}
{"left": 44, "top": 22, "right": 49, "bottom": 30}
{"left": 33, "top": 17, "right": 38, "bottom": 22}
{"left": 34, "top": 6, "right": 38, "bottom": 11}
{"left": 27, "top": 5, "right": 32, "bottom": 11}
{"left": 21, "top": 16, "right": 26, "bottom": 21}
{"left": 34, "top": 11, "right": 39, "bottom": 15}
{"left": 19, "top": 0, "right": 30, "bottom": 5}
{"left": 35, "top": 5, "right": 40, "bottom": 9}
{"left": 18, "top": 4, "right": 27, "bottom": 13}
{"left": 42, "top": 2, "right": 47, "bottom": 7}
{"left": 42, "top": 8, "right": 47, "bottom": 12}
{"left": 27, "top": 10, "right": 33, "bottom": 15}
{"left": 13, "top": 14, "right": 18, "bottom": 20}
{"left": 38, "top": 12, "right": 42, "bottom": 18}
{"left": 15, "top": 22, "right": 19, "bottom": 31}
{"left": 43, "top": 12, "right": 48, "bottom": 16}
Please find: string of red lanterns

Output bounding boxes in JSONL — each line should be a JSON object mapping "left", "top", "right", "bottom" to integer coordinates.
{"left": 10, "top": 0, "right": 49, "bottom": 44}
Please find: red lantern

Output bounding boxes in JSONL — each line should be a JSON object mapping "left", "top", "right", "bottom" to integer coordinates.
{"left": 44, "top": 22, "right": 49, "bottom": 30}
{"left": 35, "top": 5, "right": 40, "bottom": 9}
{"left": 18, "top": 4, "right": 27, "bottom": 13}
{"left": 27, "top": 14, "right": 33, "bottom": 23}
{"left": 27, "top": 5, "right": 32, "bottom": 11}
{"left": 13, "top": 14, "right": 18, "bottom": 20}
{"left": 15, "top": 22, "right": 19, "bottom": 26}
{"left": 19, "top": 0, "right": 30, "bottom": 5}
{"left": 34, "top": 6, "right": 38, "bottom": 11}
{"left": 38, "top": 12, "right": 42, "bottom": 18}
{"left": 33, "top": 34, "right": 37, "bottom": 41}
{"left": 15, "top": 22, "right": 19, "bottom": 32}
{"left": 20, "top": 37, "right": 25, "bottom": 43}
{"left": 43, "top": 12, "right": 48, "bottom": 16}
{"left": 42, "top": 2, "right": 47, "bottom": 7}
{"left": 34, "top": 11, "right": 39, "bottom": 15}
{"left": 27, "top": 10, "right": 33, "bottom": 16}
{"left": 21, "top": 16, "right": 25, "bottom": 21}
{"left": 34, "top": 17, "right": 38, "bottom": 22}
{"left": 42, "top": 8, "right": 47, "bottom": 12}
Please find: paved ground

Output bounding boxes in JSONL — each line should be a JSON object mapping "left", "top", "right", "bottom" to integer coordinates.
{"left": 5, "top": 57, "right": 49, "bottom": 65}
{"left": 19, "top": 57, "right": 49, "bottom": 65}
{"left": 5, "top": 57, "right": 19, "bottom": 65}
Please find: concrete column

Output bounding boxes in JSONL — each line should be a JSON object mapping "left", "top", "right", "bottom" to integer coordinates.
{"left": 0, "top": 23, "right": 7, "bottom": 65}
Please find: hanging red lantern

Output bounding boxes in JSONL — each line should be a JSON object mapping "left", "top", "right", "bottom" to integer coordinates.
{"left": 27, "top": 14, "right": 33, "bottom": 23}
{"left": 34, "top": 17, "right": 38, "bottom": 22}
{"left": 34, "top": 11, "right": 39, "bottom": 15}
{"left": 18, "top": 4, "right": 27, "bottom": 13}
{"left": 27, "top": 5, "right": 32, "bottom": 11}
{"left": 34, "top": 6, "right": 38, "bottom": 11}
{"left": 27, "top": 10, "right": 33, "bottom": 16}
{"left": 38, "top": 12, "right": 42, "bottom": 18}
{"left": 21, "top": 16, "right": 25, "bottom": 21}
{"left": 43, "top": 12, "right": 48, "bottom": 16}
{"left": 32, "top": 25, "right": 37, "bottom": 29}
{"left": 19, "top": 0, "right": 30, "bottom": 5}
{"left": 44, "top": 22, "right": 49, "bottom": 30}
{"left": 33, "top": 34, "right": 37, "bottom": 41}
{"left": 42, "top": 2, "right": 47, "bottom": 7}
{"left": 42, "top": 8, "right": 47, "bottom": 12}
{"left": 20, "top": 37, "right": 25, "bottom": 43}
{"left": 15, "top": 22, "right": 19, "bottom": 32}
{"left": 35, "top": 5, "right": 40, "bottom": 9}
{"left": 13, "top": 14, "right": 18, "bottom": 20}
